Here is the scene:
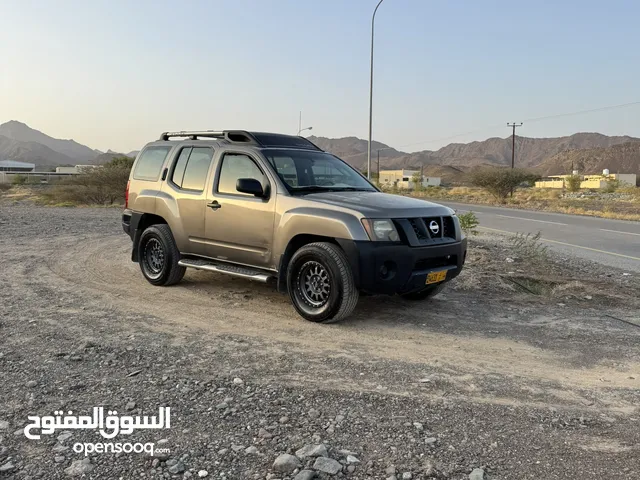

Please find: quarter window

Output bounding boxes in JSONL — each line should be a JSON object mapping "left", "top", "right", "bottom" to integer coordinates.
{"left": 133, "top": 146, "right": 171, "bottom": 181}
{"left": 218, "top": 154, "right": 266, "bottom": 196}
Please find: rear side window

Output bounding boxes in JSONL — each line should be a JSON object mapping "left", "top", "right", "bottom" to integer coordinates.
{"left": 133, "top": 146, "right": 171, "bottom": 181}
{"left": 170, "top": 147, "right": 213, "bottom": 192}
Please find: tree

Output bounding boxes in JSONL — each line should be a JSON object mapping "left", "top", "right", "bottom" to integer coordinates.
{"left": 469, "top": 168, "right": 540, "bottom": 201}
{"left": 411, "top": 172, "right": 423, "bottom": 192}
{"left": 565, "top": 175, "right": 582, "bottom": 192}
{"left": 601, "top": 177, "right": 620, "bottom": 193}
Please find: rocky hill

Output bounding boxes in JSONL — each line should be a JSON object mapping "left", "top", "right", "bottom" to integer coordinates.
{"left": 0, "top": 135, "right": 75, "bottom": 166}
{"left": 537, "top": 142, "right": 640, "bottom": 178}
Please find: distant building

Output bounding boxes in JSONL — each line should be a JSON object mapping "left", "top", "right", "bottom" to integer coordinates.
{"left": 378, "top": 169, "right": 441, "bottom": 189}
{"left": 55, "top": 165, "right": 98, "bottom": 174}
{"left": 535, "top": 171, "right": 637, "bottom": 189}
{"left": 0, "top": 160, "right": 35, "bottom": 172}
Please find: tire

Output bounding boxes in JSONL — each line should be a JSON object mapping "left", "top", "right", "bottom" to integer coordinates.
{"left": 286, "top": 242, "right": 359, "bottom": 323}
{"left": 138, "top": 224, "right": 186, "bottom": 286}
{"left": 400, "top": 283, "right": 445, "bottom": 301}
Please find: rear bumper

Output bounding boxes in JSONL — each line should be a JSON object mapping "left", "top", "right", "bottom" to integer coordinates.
{"left": 337, "top": 238, "right": 467, "bottom": 295}
{"left": 122, "top": 209, "right": 133, "bottom": 238}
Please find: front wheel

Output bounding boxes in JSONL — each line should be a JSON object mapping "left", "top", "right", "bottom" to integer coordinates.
{"left": 138, "top": 224, "right": 186, "bottom": 286}
{"left": 400, "top": 283, "right": 445, "bottom": 301}
{"left": 287, "top": 242, "right": 359, "bottom": 323}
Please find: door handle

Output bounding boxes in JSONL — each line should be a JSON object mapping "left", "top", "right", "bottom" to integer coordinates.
{"left": 207, "top": 201, "right": 221, "bottom": 210}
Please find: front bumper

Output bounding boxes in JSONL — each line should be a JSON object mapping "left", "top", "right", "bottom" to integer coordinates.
{"left": 337, "top": 238, "right": 467, "bottom": 295}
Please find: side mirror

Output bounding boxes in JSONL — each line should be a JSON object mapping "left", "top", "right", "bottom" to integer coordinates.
{"left": 236, "top": 178, "right": 265, "bottom": 197}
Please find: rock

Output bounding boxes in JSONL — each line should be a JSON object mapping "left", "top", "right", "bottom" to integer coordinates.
{"left": 125, "top": 401, "right": 136, "bottom": 411}
{"left": 57, "top": 432, "right": 72, "bottom": 443}
{"left": 0, "top": 421, "right": 8, "bottom": 430}
{"left": 295, "top": 444, "right": 328, "bottom": 458}
{"left": 233, "top": 377, "right": 244, "bottom": 385}
{"left": 52, "top": 444, "right": 69, "bottom": 453}
{"left": 402, "top": 473, "right": 412, "bottom": 480}
{"left": 245, "top": 446, "right": 259, "bottom": 455}
{"left": 469, "top": 468, "right": 485, "bottom": 480}
{"left": 279, "top": 416, "right": 289, "bottom": 424}
{"left": 334, "top": 414, "right": 345, "bottom": 423}
{"left": 54, "top": 456, "right": 66, "bottom": 463}
{"left": 168, "top": 461, "right": 185, "bottom": 474}
{"left": 258, "top": 428, "right": 273, "bottom": 439}
{"left": 218, "top": 448, "right": 228, "bottom": 455}
{"left": 313, "top": 457, "right": 342, "bottom": 475}
{"left": 231, "top": 444, "right": 245, "bottom": 452}
{"left": 64, "top": 458, "right": 93, "bottom": 477}
{"left": 151, "top": 458, "right": 160, "bottom": 468}
{"left": 198, "top": 470, "right": 209, "bottom": 478}
{"left": 413, "top": 422, "right": 423, "bottom": 431}
{"left": 386, "top": 477, "right": 397, "bottom": 480}
{"left": 505, "top": 257, "right": 515, "bottom": 263}
{"left": 0, "top": 462, "right": 15, "bottom": 473}
{"left": 346, "top": 455, "right": 360, "bottom": 464}
{"left": 273, "top": 453, "right": 301, "bottom": 473}
{"left": 294, "top": 470, "right": 316, "bottom": 480}
{"left": 584, "top": 295, "right": 593, "bottom": 300}
{"left": 307, "top": 409, "right": 320, "bottom": 419}
{"left": 425, "top": 437, "right": 437, "bottom": 446}
{"left": 385, "top": 466, "right": 397, "bottom": 475}
{"left": 165, "top": 459, "right": 178, "bottom": 467}
{"left": 26, "top": 380, "right": 38, "bottom": 388}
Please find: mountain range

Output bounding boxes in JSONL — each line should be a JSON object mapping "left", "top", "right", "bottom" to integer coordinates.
{"left": 1, "top": 121, "right": 638, "bottom": 180}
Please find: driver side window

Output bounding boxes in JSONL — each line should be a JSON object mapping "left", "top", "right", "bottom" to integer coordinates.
{"left": 217, "top": 154, "right": 266, "bottom": 196}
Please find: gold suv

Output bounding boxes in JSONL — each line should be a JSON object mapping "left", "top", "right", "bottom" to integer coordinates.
{"left": 123, "top": 130, "right": 467, "bottom": 323}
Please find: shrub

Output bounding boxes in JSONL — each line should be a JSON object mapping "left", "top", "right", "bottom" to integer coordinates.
{"left": 510, "top": 231, "right": 548, "bottom": 261}
{"left": 12, "top": 174, "right": 27, "bottom": 185}
{"left": 565, "top": 175, "right": 581, "bottom": 192}
{"left": 411, "top": 172, "right": 423, "bottom": 192}
{"left": 468, "top": 168, "right": 540, "bottom": 201}
{"left": 601, "top": 177, "right": 620, "bottom": 193}
{"left": 42, "top": 156, "right": 133, "bottom": 205}
{"left": 457, "top": 211, "right": 479, "bottom": 236}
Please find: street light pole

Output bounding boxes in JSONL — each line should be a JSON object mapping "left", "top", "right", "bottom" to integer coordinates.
{"left": 298, "top": 126, "right": 313, "bottom": 136}
{"left": 367, "top": 0, "right": 385, "bottom": 180}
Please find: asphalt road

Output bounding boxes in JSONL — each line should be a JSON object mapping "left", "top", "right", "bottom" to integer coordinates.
{"left": 441, "top": 202, "right": 640, "bottom": 273}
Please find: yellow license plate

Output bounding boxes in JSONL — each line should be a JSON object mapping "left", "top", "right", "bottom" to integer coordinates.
{"left": 426, "top": 270, "right": 447, "bottom": 285}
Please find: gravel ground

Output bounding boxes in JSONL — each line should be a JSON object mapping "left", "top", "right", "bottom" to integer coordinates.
{"left": 0, "top": 204, "right": 639, "bottom": 480}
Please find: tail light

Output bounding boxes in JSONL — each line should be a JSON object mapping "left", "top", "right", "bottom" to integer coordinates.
{"left": 125, "top": 180, "right": 130, "bottom": 209}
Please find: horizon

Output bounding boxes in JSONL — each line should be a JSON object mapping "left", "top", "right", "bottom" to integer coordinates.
{"left": 2, "top": 0, "right": 639, "bottom": 153}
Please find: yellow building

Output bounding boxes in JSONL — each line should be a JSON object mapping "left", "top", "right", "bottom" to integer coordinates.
{"left": 535, "top": 172, "right": 637, "bottom": 189}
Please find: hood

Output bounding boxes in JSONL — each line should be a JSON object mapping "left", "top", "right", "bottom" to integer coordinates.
{"left": 302, "top": 191, "right": 454, "bottom": 218}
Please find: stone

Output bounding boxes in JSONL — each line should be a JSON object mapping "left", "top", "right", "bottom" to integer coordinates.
{"left": 231, "top": 444, "right": 245, "bottom": 452}
{"left": 295, "top": 444, "right": 328, "bottom": 458}
{"left": 425, "top": 437, "right": 437, "bottom": 446}
{"left": 26, "top": 380, "right": 38, "bottom": 388}
{"left": 57, "top": 432, "right": 72, "bottom": 443}
{"left": 151, "top": 458, "right": 160, "bottom": 468}
{"left": 258, "top": 428, "right": 273, "bottom": 439}
{"left": 347, "top": 465, "right": 356, "bottom": 473}
{"left": 307, "top": 409, "right": 320, "bottom": 419}
{"left": 402, "top": 473, "right": 412, "bottom": 480}
{"left": 0, "top": 462, "right": 15, "bottom": 473}
{"left": 294, "top": 470, "right": 316, "bottom": 480}
{"left": 346, "top": 455, "right": 360, "bottom": 464}
{"left": 198, "top": 470, "right": 209, "bottom": 478}
{"left": 245, "top": 446, "right": 259, "bottom": 455}
{"left": 168, "top": 461, "right": 185, "bottom": 474}
{"left": 273, "top": 453, "right": 301, "bottom": 473}
{"left": 54, "top": 455, "right": 66, "bottom": 463}
{"left": 52, "top": 444, "right": 69, "bottom": 453}
{"left": 469, "top": 468, "right": 485, "bottom": 480}
{"left": 233, "top": 377, "right": 244, "bottom": 385}
{"left": 64, "top": 458, "right": 93, "bottom": 477}
{"left": 0, "top": 421, "right": 8, "bottom": 430}
{"left": 125, "top": 401, "right": 136, "bottom": 411}
{"left": 313, "top": 457, "right": 342, "bottom": 475}
{"left": 279, "top": 416, "right": 289, "bottom": 424}
{"left": 413, "top": 422, "right": 423, "bottom": 431}
{"left": 385, "top": 466, "right": 396, "bottom": 475}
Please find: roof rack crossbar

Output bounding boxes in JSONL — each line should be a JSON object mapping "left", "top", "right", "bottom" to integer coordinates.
{"left": 159, "top": 131, "right": 225, "bottom": 141}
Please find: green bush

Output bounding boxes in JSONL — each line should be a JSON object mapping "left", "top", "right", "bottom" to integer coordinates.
{"left": 469, "top": 168, "right": 540, "bottom": 201}
{"left": 601, "top": 177, "right": 620, "bottom": 193}
{"left": 457, "top": 211, "right": 479, "bottom": 236}
{"left": 510, "top": 231, "right": 548, "bottom": 261}
{"left": 565, "top": 175, "right": 581, "bottom": 192}
{"left": 12, "top": 174, "right": 27, "bottom": 185}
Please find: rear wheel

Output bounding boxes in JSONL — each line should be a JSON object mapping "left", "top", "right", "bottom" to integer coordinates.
{"left": 138, "top": 224, "right": 186, "bottom": 286}
{"left": 400, "top": 283, "right": 445, "bottom": 301}
{"left": 287, "top": 242, "right": 359, "bottom": 323}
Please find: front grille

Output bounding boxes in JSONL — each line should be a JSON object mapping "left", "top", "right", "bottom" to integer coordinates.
{"left": 442, "top": 216, "right": 455, "bottom": 239}
{"left": 424, "top": 217, "right": 442, "bottom": 238}
{"left": 402, "top": 216, "right": 457, "bottom": 245}
{"left": 408, "top": 219, "right": 427, "bottom": 240}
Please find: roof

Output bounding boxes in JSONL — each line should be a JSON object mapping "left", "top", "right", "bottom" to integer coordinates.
{"left": 0, "top": 160, "right": 35, "bottom": 168}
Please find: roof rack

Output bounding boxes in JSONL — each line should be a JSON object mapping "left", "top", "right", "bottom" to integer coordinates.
{"left": 159, "top": 131, "right": 225, "bottom": 141}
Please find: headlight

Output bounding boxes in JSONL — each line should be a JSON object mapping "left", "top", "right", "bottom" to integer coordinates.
{"left": 361, "top": 219, "right": 400, "bottom": 242}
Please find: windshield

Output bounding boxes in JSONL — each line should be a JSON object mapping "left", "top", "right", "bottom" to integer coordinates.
{"left": 262, "top": 149, "right": 376, "bottom": 193}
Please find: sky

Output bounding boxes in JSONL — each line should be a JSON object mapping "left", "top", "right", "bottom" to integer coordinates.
{"left": 1, "top": 0, "right": 639, "bottom": 154}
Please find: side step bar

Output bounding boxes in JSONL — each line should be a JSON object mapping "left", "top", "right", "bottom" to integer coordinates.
{"left": 178, "top": 258, "right": 274, "bottom": 283}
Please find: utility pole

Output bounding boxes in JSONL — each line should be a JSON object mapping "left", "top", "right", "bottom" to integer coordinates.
{"left": 377, "top": 149, "right": 380, "bottom": 182}
{"left": 367, "top": 0, "right": 386, "bottom": 179}
{"left": 507, "top": 122, "right": 523, "bottom": 169}
{"left": 298, "top": 111, "right": 302, "bottom": 136}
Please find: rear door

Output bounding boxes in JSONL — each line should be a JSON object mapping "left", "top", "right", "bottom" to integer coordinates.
{"left": 202, "top": 150, "right": 276, "bottom": 269}
{"left": 161, "top": 145, "right": 215, "bottom": 255}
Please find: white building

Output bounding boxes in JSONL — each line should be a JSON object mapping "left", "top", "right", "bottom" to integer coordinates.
{"left": 0, "top": 160, "right": 35, "bottom": 172}
{"left": 378, "top": 169, "right": 441, "bottom": 189}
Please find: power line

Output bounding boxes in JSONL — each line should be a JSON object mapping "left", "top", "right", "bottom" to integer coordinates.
{"left": 393, "top": 100, "right": 640, "bottom": 151}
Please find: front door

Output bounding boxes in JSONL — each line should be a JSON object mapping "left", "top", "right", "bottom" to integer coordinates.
{"left": 203, "top": 152, "right": 276, "bottom": 269}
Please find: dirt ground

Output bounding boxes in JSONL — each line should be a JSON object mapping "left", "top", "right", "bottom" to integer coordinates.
{"left": 0, "top": 204, "right": 639, "bottom": 479}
